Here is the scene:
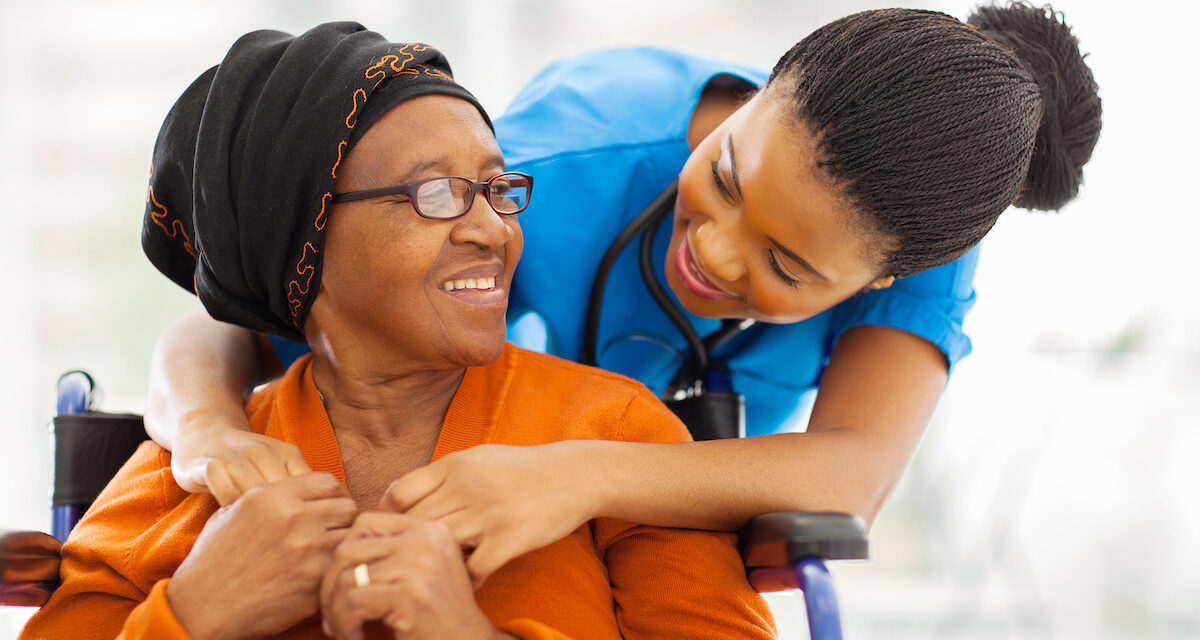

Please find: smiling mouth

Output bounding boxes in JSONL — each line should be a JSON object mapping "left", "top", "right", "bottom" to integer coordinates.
{"left": 675, "top": 237, "right": 736, "bottom": 300}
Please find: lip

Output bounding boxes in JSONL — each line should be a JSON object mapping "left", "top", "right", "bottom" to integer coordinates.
{"left": 440, "top": 261, "right": 503, "bottom": 283}
{"left": 674, "top": 236, "right": 737, "bottom": 300}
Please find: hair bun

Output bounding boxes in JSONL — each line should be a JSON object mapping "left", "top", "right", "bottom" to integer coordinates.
{"left": 969, "top": 3, "right": 1101, "bottom": 210}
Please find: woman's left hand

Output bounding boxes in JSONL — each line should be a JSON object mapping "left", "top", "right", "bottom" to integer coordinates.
{"left": 319, "top": 512, "right": 506, "bottom": 640}
{"left": 378, "top": 442, "right": 602, "bottom": 587}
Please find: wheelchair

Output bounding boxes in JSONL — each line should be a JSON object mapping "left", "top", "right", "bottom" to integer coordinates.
{"left": 1, "top": 371, "right": 869, "bottom": 640}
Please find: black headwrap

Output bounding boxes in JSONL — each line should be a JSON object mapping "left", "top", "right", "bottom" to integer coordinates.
{"left": 142, "top": 22, "right": 492, "bottom": 341}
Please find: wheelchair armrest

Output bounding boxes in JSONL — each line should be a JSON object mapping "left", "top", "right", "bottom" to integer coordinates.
{"left": 0, "top": 530, "right": 62, "bottom": 606}
{"left": 738, "top": 512, "right": 868, "bottom": 592}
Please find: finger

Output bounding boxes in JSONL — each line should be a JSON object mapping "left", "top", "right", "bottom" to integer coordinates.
{"left": 436, "top": 508, "right": 483, "bottom": 549}
{"left": 402, "top": 494, "right": 466, "bottom": 524}
{"left": 244, "top": 443, "right": 292, "bottom": 485}
{"left": 223, "top": 458, "right": 271, "bottom": 499}
{"left": 325, "top": 584, "right": 409, "bottom": 640}
{"left": 347, "top": 511, "right": 419, "bottom": 540}
{"left": 204, "top": 459, "right": 243, "bottom": 507}
{"left": 311, "top": 497, "right": 359, "bottom": 530}
{"left": 320, "top": 533, "right": 405, "bottom": 608}
{"left": 466, "top": 538, "right": 515, "bottom": 589}
{"left": 275, "top": 471, "right": 352, "bottom": 501}
{"left": 282, "top": 445, "right": 313, "bottom": 477}
{"left": 378, "top": 465, "right": 445, "bottom": 513}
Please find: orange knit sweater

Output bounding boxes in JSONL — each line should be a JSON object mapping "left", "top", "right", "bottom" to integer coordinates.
{"left": 21, "top": 343, "right": 776, "bottom": 639}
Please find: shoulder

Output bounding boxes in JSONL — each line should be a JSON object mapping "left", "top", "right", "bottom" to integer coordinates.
{"left": 497, "top": 47, "right": 768, "bottom": 164}
{"left": 502, "top": 342, "right": 652, "bottom": 399}
{"left": 492, "top": 343, "right": 691, "bottom": 444}
{"left": 61, "top": 442, "right": 213, "bottom": 591}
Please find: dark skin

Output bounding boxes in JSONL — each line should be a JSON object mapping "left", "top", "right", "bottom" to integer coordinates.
{"left": 167, "top": 94, "right": 520, "bottom": 640}
{"left": 304, "top": 93, "right": 520, "bottom": 640}
{"left": 146, "top": 78, "right": 949, "bottom": 587}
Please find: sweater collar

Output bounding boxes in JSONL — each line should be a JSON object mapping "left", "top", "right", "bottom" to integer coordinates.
{"left": 262, "top": 345, "right": 517, "bottom": 485}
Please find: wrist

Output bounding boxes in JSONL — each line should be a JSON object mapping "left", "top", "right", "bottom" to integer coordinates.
{"left": 165, "top": 576, "right": 224, "bottom": 640}
{"left": 558, "top": 440, "right": 622, "bottom": 521}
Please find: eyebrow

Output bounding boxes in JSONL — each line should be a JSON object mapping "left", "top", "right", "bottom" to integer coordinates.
{"left": 768, "top": 236, "right": 829, "bottom": 283}
{"left": 379, "top": 154, "right": 506, "bottom": 188}
{"left": 725, "top": 133, "right": 744, "bottom": 200}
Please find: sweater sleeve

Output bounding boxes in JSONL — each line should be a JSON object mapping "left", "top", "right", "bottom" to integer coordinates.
{"left": 596, "top": 389, "right": 777, "bottom": 639}
{"left": 19, "top": 444, "right": 195, "bottom": 640}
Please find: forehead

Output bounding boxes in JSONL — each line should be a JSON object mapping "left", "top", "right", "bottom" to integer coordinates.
{"left": 728, "top": 95, "right": 882, "bottom": 276}
{"left": 342, "top": 95, "right": 501, "bottom": 186}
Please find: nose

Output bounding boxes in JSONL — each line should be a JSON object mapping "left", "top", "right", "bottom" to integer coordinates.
{"left": 450, "top": 190, "right": 515, "bottom": 250}
{"left": 692, "top": 218, "right": 745, "bottom": 283}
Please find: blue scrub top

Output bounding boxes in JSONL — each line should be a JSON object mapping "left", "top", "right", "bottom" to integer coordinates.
{"left": 273, "top": 47, "right": 979, "bottom": 437}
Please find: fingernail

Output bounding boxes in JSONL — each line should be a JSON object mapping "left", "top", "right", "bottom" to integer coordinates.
{"left": 321, "top": 618, "right": 333, "bottom": 637}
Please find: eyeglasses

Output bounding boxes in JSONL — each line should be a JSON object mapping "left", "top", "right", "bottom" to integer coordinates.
{"left": 331, "top": 171, "right": 533, "bottom": 220}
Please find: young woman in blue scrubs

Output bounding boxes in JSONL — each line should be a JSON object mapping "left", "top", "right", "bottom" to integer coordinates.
{"left": 145, "top": 5, "right": 1101, "bottom": 583}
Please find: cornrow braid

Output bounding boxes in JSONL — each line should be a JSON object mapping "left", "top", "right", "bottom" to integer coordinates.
{"left": 766, "top": 3, "right": 1100, "bottom": 278}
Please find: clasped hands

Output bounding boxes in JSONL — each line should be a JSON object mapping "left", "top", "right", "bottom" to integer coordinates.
{"left": 165, "top": 472, "right": 509, "bottom": 640}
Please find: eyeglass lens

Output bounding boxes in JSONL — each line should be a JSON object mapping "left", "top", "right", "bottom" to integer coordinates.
{"left": 415, "top": 174, "right": 530, "bottom": 219}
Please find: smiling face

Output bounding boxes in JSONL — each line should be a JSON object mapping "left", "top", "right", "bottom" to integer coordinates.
{"left": 306, "top": 94, "right": 521, "bottom": 373}
{"left": 668, "top": 91, "right": 896, "bottom": 324}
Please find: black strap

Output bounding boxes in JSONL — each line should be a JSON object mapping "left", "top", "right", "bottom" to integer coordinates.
{"left": 582, "top": 181, "right": 678, "bottom": 366}
{"left": 638, "top": 192, "right": 707, "bottom": 381}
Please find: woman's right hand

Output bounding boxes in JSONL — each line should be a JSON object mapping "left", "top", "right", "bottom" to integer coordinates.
{"left": 166, "top": 472, "right": 358, "bottom": 640}
{"left": 171, "top": 411, "right": 312, "bottom": 506}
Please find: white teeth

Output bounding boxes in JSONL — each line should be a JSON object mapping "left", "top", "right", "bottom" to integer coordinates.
{"left": 441, "top": 276, "right": 496, "bottom": 291}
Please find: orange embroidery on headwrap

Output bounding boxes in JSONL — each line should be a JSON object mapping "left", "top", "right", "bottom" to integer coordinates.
{"left": 287, "top": 43, "right": 447, "bottom": 322}
{"left": 332, "top": 141, "right": 346, "bottom": 179}
{"left": 147, "top": 183, "right": 196, "bottom": 259}
{"left": 286, "top": 242, "right": 319, "bottom": 317}
{"left": 315, "top": 193, "right": 332, "bottom": 231}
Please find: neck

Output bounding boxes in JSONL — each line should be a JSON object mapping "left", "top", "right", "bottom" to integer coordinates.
{"left": 309, "top": 352, "right": 464, "bottom": 449}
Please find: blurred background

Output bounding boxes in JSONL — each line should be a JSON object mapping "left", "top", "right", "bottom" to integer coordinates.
{"left": 1, "top": 0, "right": 1196, "bottom": 638}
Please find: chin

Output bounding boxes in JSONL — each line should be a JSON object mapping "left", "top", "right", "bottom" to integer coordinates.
{"left": 447, "top": 328, "right": 509, "bottom": 368}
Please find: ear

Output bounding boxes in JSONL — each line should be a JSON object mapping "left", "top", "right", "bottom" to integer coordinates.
{"left": 866, "top": 275, "right": 895, "bottom": 291}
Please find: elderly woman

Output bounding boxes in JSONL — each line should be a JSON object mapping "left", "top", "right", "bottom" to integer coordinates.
{"left": 20, "top": 24, "right": 776, "bottom": 640}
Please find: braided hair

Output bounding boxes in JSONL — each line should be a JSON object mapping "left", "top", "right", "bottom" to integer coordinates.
{"left": 765, "top": 3, "right": 1101, "bottom": 278}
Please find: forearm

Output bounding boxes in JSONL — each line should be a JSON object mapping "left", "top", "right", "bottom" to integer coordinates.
{"left": 584, "top": 430, "right": 901, "bottom": 532}
{"left": 587, "top": 326, "right": 947, "bottom": 531}
{"left": 144, "top": 308, "right": 272, "bottom": 450}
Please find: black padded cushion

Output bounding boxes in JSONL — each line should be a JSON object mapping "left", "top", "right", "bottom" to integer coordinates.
{"left": 51, "top": 413, "right": 147, "bottom": 507}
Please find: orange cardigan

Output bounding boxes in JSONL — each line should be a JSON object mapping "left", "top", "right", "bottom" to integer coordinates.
{"left": 21, "top": 343, "right": 776, "bottom": 639}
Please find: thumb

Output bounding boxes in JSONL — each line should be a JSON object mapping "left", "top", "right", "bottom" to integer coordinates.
{"left": 379, "top": 464, "right": 445, "bottom": 512}
{"left": 465, "top": 538, "right": 513, "bottom": 590}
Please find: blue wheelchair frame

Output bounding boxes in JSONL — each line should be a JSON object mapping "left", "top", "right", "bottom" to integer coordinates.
{"left": 3, "top": 371, "right": 869, "bottom": 640}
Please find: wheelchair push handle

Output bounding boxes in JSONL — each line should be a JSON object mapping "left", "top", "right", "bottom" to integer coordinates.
{"left": 55, "top": 370, "right": 96, "bottom": 416}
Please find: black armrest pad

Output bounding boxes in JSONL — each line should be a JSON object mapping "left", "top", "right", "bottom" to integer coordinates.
{"left": 0, "top": 530, "right": 62, "bottom": 607}
{"left": 739, "top": 512, "right": 869, "bottom": 567}
{"left": 52, "top": 413, "right": 146, "bottom": 507}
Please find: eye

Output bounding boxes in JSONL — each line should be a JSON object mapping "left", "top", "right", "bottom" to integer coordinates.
{"left": 767, "top": 250, "right": 803, "bottom": 288}
{"left": 711, "top": 160, "right": 735, "bottom": 203}
{"left": 489, "top": 177, "right": 512, "bottom": 196}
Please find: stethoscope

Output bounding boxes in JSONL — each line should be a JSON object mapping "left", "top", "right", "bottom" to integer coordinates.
{"left": 581, "top": 181, "right": 756, "bottom": 401}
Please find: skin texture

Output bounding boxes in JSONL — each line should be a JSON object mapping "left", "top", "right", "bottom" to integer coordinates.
{"left": 668, "top": 88, "right": 894, "bottom": 323}
{"left": 165, "top": 94, "right": 519, "bottom": 640}
{"left": 145, "top": 75, "right": 951, "bottom": 588}
{"left": 166, "top": 473, "right": 357, "bottom": 640}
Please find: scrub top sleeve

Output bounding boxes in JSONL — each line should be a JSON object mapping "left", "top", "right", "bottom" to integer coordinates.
{"left": 830, "top": 245, "right": 980, "bottom": 374}
{"left": 268, "top": 334, "right": 311, "bottom": 371}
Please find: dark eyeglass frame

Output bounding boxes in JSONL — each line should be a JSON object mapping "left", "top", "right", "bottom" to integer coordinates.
{"left": 330, "top": 171, "right": 533, "bottom": 220}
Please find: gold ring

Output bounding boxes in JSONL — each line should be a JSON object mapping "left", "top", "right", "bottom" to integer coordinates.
{"left": 353, "top": 562, "right": 371, "bottom": 588}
